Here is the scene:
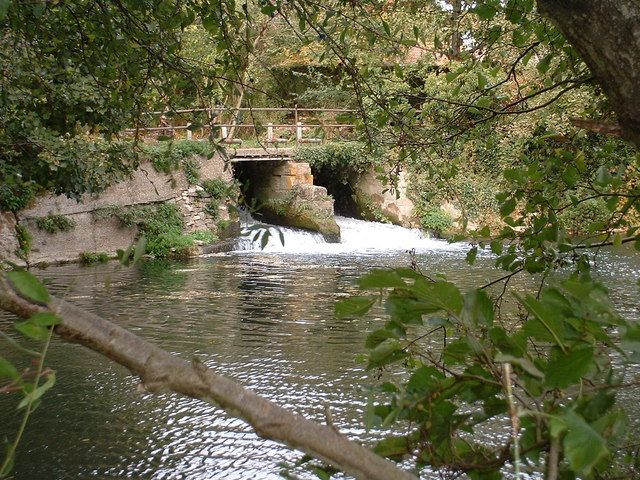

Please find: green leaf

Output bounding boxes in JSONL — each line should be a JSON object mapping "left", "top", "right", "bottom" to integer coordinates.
{"left": 466, "top": 246, "right": 478, "bottom": 265}
{"left": 413, "top": 280, "right": 464, "bottom": 315}
{"left": 15, "top": 321, "right": 49, "bottom": 341}
{"left": 0, "top": 357, "right": 19, "bottom": 380}
{"left": 407, "top": 366, "right": 444, "bottom": 394}
{"left": 29, "top": 312, "right": 62, "bottom": 327}
{"left": 494, "top": 353, "right": 543, "bottom": 379}
{"left": 499, "top": 198, "right": 516, "bottom": 217}
{"left": 473, "top": 3, "right": 497, "bottom": 20}
{"left": 557, "top": 410, "right": 610, "bottom": 477}
{"left": 365, "top": 328, "right": 398, "bottom": 349}
{"left": 545, "top": 346, "right": 593, "bottom": 389}
{"left": 132, "top": 235, "right": 147, "bottom": 265}
{"left": 518, "top": 294, "right": 566, "bottom": 348}
{"left": 0, "top": 0, "right": 11, "bottom": 21}
{"left": 463, "top": 289, "right": 493, "bottom": 328}
{"left": 335, "top": 296, "right": 375, "bottom": 319}
{"left": 373, "top": 436, "right": 410, "bottom": 460}
{"left": 358, "top": 269, "right": 406, "bottom": 289}
{"left": 17, "top": 372, "right": 56, "bottom": 410}
{"left": 6, "top": 270, "right": 50, "bottom": 304}
{"left": 368, "top": 338, "right": 405, "bottom": 369}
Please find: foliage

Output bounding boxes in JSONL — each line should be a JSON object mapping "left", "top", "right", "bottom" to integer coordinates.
{"left": 0, "top": 165, "right": 37, "bottom": 212}
{"left": 188, "top": 230, "right": 217, "bottom": 244}
{"left": 144, "top": 140, "right": 212, "bottom": 179}
{"left": 418, "top": 207, "right": 453, "bottom": 236}
{"left": 204, "top": 200, "right": 221, "bottom": 220}
{"left": 35, "top": 214, "right": 76, "bottom": 235}
{"left": 14, "top": 225, "right": 32, "bottom": 261}
{"left": 201, "top": 178, "right": 229, "bottom": 200}
{"left": 294, "top": 142, "right": 380, "bottom": 183}
{"left": 78, "top": 252, "right": 110, "bottom": 266}
{"left": 100, "top": 203, "right": 199, "bottom": 259}
{"left": 558, "top": 197, "right": 611, "bottom": 235}
{"left": 354, "top": 191, "right": 390, "bottom": 224}
{"left": 337, "top": 267, "right": 639, "bottom": 478}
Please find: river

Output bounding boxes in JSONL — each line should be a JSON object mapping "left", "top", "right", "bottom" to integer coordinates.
{"left": 1, "top": 217, "right": 639, "bottom": 479}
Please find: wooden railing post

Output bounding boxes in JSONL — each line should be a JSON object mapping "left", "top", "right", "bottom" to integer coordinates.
{"left": 267, "top": 123, "right": 274, "bottom": 143}
{"left": 186, "top": 123, "right": 193, "bottom": 140}
{"left": 296, "top": 122, "right": 303, "bottom": 144}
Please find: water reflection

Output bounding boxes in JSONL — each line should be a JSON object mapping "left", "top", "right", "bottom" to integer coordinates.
{"left": 0, "top": 244, "right": 638, "bottom": 479}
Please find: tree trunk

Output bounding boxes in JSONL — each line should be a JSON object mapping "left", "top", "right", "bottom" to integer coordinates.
{"left": 537, "top": 0, "right": 640, "bottom": 146}
{"left": 0, "top": 275, "right": 417, "bottom": 480}
{"left": 449, "top": 0, "right": 462, "bottom": 59}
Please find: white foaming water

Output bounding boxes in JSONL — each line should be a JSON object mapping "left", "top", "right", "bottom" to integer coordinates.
{"left": 236, "top": 215, "right": 466, "bottom": 254}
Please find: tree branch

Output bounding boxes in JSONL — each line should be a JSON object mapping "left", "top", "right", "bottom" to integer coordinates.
{"left": 0, "top": 274, "right": 416, "bottom": 480}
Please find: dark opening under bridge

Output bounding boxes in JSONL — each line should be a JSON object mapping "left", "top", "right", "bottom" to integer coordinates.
{"left": 123, "top": 106, "right": 357, "bottom": 162}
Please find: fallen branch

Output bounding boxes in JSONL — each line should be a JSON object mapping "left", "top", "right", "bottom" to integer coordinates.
{"left": 0, "top": 274, "right": 416, "bottom": 480}
{"left": 570, "top": 117, "right": 623, "bottom": 137}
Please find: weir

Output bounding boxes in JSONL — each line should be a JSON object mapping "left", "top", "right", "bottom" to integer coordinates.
{"left": 236, "top": 215, "right": 465, "bottom": 254}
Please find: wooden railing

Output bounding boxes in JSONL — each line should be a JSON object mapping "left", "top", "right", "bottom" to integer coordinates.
{"left": 123, "top": 106, "right": 357, "bottom": 146}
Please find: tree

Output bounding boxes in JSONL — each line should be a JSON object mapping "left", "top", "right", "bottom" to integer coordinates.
{"left": 2, "top": 0, "right": 640, "bottom": 478}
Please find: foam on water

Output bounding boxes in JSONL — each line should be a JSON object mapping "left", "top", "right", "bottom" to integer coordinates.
{"left": 236, "top": 215, "right": 467, "bottom": 254}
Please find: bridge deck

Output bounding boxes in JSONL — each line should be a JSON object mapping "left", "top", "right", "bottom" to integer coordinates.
{"left": 227, "top": 147, "right": 295, "bottom": 162}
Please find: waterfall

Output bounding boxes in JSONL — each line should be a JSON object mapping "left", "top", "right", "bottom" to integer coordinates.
{"left": 235, "top": 216, "right": 466, "bottom": 254}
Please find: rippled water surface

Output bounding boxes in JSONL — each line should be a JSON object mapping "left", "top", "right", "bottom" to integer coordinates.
{"left": 1, "top": 224, "right": 639, "bottom": 479}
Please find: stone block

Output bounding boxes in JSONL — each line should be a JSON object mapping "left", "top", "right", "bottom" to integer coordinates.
{"left": 271, "top": 175, "right": 298, "bottom": 190}
{"left": 272, "top": 161, "right": 311, "bottom": 177}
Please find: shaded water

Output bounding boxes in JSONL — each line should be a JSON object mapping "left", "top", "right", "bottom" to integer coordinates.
{"left": 1, "top": 220, "right": 639, "bottom": 479}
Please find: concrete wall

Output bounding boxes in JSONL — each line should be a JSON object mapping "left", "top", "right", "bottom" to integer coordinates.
{"left": 1, "top": 154, "right": 233, "bottom": 266}
{"left": 354, "top": 170, "right": 416, "bottom": 227}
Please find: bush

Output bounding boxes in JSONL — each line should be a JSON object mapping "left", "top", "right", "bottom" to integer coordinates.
{"left": 420, "top": 207, "right": 453, "bottom": 235}
{"left": 182, "top": 158, "right": 201, "bottom": 185}
{"left": 35, "top": 214, "right": 76, "bottom": 234}
{"left": 15, "top": 224, "right": 32, "bottom": 260}
{"left": 144, "top": 140, "right": 212, "bottom": 176}
{"left": 0, "top": 176, "right": 36, "bottom": 212}
{"left": 188, "top": 230, "right": 217, "bottom": 243}
{"left": 559, "top": 197, "right": 612, "bottom": 234}
{"left": 201, "top": 178, "right": 228, "bottom": 200}
{"left": 294, "top": 142, "right": 380, "bottom": 182}
{"left": 79, "top": 251, "right": 110, "bottom": 265}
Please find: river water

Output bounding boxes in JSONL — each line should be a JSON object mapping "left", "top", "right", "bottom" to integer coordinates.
{"left": 1, "top": 217, "right": 639, "bottom": 479}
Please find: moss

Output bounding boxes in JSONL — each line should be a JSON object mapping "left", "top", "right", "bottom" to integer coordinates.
{"left": 35, "top": 213, "right": 76, "bottom": 234}
{"left": 261, "top": 198, "right": 340, "bottom": 242}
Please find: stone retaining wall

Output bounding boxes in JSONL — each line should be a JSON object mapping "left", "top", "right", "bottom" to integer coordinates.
{"left": 1, "top": 154, "right": 233, "bottom": 266}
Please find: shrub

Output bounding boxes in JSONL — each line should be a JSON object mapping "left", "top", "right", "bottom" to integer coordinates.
{"left": 182, "top": 158, "right": 201, "bottom": 185}
{"left": 35, "top": 214, "right": 76, "bottom": 234}
{"left": 420, "top": 207, "right": 453, "bottom": 236}
{"left": 144, "top": 140, "right": 213, "bottom": 176}
{"left": 79, "top": 251, "right": 110, "bottom": 265}
{"left": 0, "top": 178, "right": 36, "bottom": 212}
{"left": 204, "top": 200, "right": 220, "bottom": 220}
{"left": 188, "top": 230, "right": 217, "bottom": 243}
{"left": 294, "top": 142, "right": 379, "bottom": 183}
{"left": 201, "top": 178, "right": 228, "bottom": 200}
{"left": 559, "top": 197, "right": 612, "bottom": 234}
{"left": 15, "top": 224, "right": 32, "bottom": 260}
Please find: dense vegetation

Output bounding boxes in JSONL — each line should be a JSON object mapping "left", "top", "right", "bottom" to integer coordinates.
{"left": 2, "top": 1, "right": 640, "bottom": 479}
